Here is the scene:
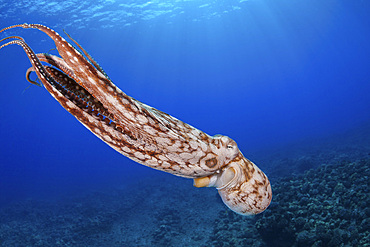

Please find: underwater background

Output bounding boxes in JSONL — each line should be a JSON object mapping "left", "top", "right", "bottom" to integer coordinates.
{"left": 0, "top": 0, "right": 369, "bottom": 246}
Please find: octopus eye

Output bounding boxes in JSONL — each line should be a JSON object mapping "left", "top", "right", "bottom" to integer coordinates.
{"left": 205, "top": 157, "right": 218, "bottom": 168}
{"left": 227, "top": 145, "right": 234, "bottom": 149}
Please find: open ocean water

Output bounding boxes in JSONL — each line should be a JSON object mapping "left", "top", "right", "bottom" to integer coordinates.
{"left": 0, "top": 0, "right": 369, "bottom": 246}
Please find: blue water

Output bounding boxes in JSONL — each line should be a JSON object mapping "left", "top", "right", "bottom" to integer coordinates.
{"left": 0, "top": 0, "right": 369, "bottom": 246}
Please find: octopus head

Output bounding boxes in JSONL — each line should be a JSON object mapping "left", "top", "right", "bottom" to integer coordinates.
{"left": 194, "top": 152, "right": 272, "bottom": 215}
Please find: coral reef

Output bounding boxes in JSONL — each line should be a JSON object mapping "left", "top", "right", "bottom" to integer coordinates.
{"left": 208, "top": 159, "right": 370, "bottom": 247}
{"left": 151, "top": 208, "right": 182, "bottom": 246}
{"left": 1, "top": 159, "right": 369, "bottom": 246}
{"left": 255, "top": 159, "right": 370, "bottom": 246}
{"left": 0, "top": 190, "right": 136, "bottom": 246}
{"left": 0, "top": 175, "right": 220, "bottom": 247}
{"left": 208, "top": 210, "right": 261, "bottom": 247}
{"left": 0, "top": 124, "right": 369, "bottom": 246}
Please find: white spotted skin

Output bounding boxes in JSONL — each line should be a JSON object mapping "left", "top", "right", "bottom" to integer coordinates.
{"left": 0, "top": 24, "right": 272, "bottom": 215}
{"left": 209, "top": 154, "right": 272, "bottom": 215}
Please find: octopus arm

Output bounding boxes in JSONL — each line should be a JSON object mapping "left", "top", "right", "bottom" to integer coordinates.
{"left": 0, "top": 26, "right": 222, "bottom": 178}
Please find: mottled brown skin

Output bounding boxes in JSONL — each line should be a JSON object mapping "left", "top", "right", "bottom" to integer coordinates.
{"left": 0, "top": 24, "right": 272, "bottom": 215}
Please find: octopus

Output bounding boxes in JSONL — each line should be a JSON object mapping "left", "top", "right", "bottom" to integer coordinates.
{"left": 0, "top": 24, "right": 271, "bottom": 215}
